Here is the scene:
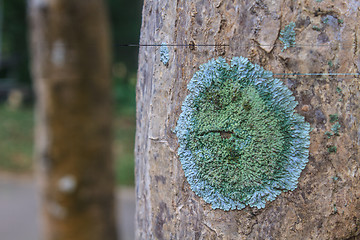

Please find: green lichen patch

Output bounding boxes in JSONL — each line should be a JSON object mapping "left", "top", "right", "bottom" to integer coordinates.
{"left": 328, "top": 145, "right": 337, "bottom": 153}
{"left": 336, "top": 87, "right": 342, "bottom": 94}
{"left": 328, "top": 60, "right": 333, "bottom": 67}
{"left": 280, "top": 22, "right": 296, "bottom": 51}
{"left": 329, "top": 114, "right": 338, "bottom": 123}
{"left": 325, "top": 131, "right": 333, "bottom": 139}
{"left": 159, "top": 43, "right": 170, "bottom": 66}
{"left": 333, "top": 203, "right": 338, "bottom": 214}
{"left": 331, "top": 122, "right": 341, "bottom": 136}
{"left": 312, "top": 25, "right": 322, "bottom": 31}
{"left": 176, "top": 57, "right": 310, "bottom": 211}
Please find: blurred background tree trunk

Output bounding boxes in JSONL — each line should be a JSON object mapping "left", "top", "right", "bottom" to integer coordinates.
{"left": 136, "top": 0, "right": 360, "bottom": 239}
{"left": 29, "top": 0, "right": 117, "bottom": 239}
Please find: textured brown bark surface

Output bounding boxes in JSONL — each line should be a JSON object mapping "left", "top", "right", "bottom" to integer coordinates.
{"left": 29, "top": 0, "right": 117, "bottom": 239}
{"left": 136, "top": 0, "right": 360, "bottom": 239}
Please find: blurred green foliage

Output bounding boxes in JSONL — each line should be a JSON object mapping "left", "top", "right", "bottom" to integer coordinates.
{"left": 1, "top": 0, "right": 143, "bottom": 86}
{"left": 108, "top": 0, "right": 142, "bottom": 113}
{"left": 1, "top": 0, "right": 30, "bottom": 83}
{"left": 114, "top": 109, "right": 136, "bottom": 186}
{"left": 0, "top": 104, "right": 33, "bottom": 171}
{"left": 108, "top": 0, "right": 142, "bottom": 73}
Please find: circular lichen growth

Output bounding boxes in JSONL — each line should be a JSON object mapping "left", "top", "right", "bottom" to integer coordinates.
{"left": 176, "top": 57, "right": 310, "bottom": 211}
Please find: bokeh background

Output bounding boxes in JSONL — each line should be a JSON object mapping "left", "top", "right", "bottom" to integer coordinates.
{"left": 0, "top": 1, "right": 142, "bottom": 239}
{"left": 0, "top": 0, "right": 142, "bottom": 186}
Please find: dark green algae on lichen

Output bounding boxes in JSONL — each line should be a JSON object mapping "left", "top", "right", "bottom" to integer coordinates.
{"left": 176, "top": 57, "right": 310, "bottom": 211}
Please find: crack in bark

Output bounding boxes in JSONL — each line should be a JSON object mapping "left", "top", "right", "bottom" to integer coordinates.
{"left": 203, "top": 222, "right": 219, "bottom": 237}
{"left": 197, "top": 130, "right": 236, "bottom": 139}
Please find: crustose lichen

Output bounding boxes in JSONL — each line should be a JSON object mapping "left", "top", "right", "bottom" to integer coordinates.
{"left": 176, "top": 57, "right": 310, "bottom": 211}
{"left": 280, "top": 22, "right": 296, "bottom": 51}
{"left": 159, "top": 42, "right": 170, "bottom": 66}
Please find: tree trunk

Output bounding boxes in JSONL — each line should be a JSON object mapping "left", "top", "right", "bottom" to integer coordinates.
{"left": 29, "top": 0, "right": 117, "bottom": 239}
{"left": 136, "top": 0, "right": 360, "bottom": 239}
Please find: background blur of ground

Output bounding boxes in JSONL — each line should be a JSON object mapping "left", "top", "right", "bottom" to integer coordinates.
{"left": 0, "top": 173, "right": 135, "bottom": 240}
{"left": 0, "top": 94, "right": 137, "bottom": 240}
{"left": 0, "top": 102, "right": 137, "bottom": 240}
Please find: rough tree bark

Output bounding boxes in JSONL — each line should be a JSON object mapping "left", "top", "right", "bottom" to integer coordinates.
{"left": 29, "top": 0, "right": 117, "bottom": 239}
{"left": 136, "top": 0, "right": 360, "bottom": 239}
